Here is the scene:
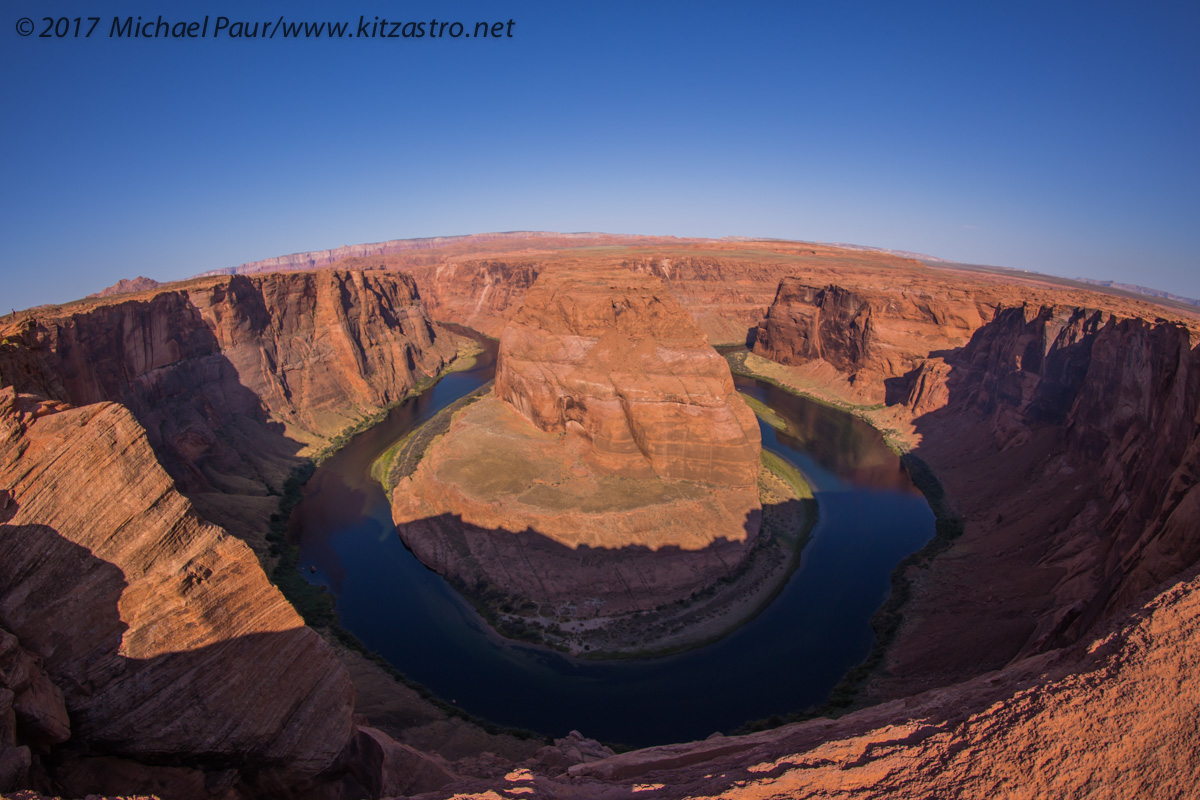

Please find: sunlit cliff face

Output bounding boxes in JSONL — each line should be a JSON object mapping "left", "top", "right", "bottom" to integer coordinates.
{"left": 388, "top": 268, "right": 765, "bottom": 625}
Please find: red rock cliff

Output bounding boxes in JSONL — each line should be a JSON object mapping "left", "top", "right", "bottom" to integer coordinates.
{"left": 0, "top": 269, "right": 456, "bottom": 545}
{"left": 495, "top": 268, "right": 761, "bottom": 487}
{"left": 0, "top": 389, "right": 354, "bottom": 793}
{"left": 752, "top": 277, "right": 992, "bottom": 403}
{"left": 905, "top": 304, "right": 1200, "bottom": 652}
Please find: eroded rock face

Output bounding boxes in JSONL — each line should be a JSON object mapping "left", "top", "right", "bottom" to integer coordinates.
{"left": 391, "top": 269, "right": 762, "bottom": 622}
{"left": 0, "top": 388, "right": 354, "bottom": 787}
{"left": 752, "top": 278, "right": 991, "bottom": 403}
{"left": 415, "top": 260, "right": 542, "bottom": 339}
{"left": 749, "top": 288, "right": 1200, "bottom": 700}
{"left": 753, "top": 283, "right": 875, "bottom": 372}
{"left": 0, "top": 269, "right": 456, "bottom": 546}
{"left": 908, "top": 304, "right": 1200, "bottom": 650}
{"left": 496, "top": 268, "right": 761, "bottom": 487}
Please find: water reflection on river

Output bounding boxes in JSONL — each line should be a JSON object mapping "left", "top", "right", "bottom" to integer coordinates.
{"left": 292, "top": 339, "right": 933, "bottom": 747}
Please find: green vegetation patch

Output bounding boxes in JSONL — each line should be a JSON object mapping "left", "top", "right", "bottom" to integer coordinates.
{"left": 760, "top": 449, "right": 812, "bottom": 503}
{"left": 372, "top": 383, "right": 491, "bottom": 495}
{"left": 740, "top": 391, "right": 789, "bottom": 431}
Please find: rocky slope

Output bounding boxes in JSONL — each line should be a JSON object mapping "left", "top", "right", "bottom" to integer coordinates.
{"left": 747, "top": 280, "right": 1200, "bottom": 703}
{"left": 0, "top": 388, "right": 354, "bottom": 796}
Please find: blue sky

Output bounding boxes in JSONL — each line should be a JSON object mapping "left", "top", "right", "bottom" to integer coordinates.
{"left": 2, "top": 0, "right": 1197, "bottom": 312}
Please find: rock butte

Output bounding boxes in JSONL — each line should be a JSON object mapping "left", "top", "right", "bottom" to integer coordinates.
{"left": 391, "top": 268, "right": 763, "bottom": 618}
{"left": 0, "top": 232, "right": 1198, "bottom": 798}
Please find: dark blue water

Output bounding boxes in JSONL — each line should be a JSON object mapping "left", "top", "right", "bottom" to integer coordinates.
{"left": 292, "top": 342, "right": 934, "bottom": 747}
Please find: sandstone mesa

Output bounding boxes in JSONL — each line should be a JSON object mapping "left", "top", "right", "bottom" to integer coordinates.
{"left": 390, "top": 268, "right": 763, "bottom": 626}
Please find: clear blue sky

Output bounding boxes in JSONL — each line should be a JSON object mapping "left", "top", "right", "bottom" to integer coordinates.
{"left": 3, "top": 0, "right": 1197, "bottom": 311}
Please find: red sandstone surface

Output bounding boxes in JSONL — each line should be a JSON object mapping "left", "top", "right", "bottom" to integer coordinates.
{"left": 391, "top": 268, "right": 762, "bottom": 620}
{"left": 2, "top": 233, "right": 1199, "bottom": 798}
{"left": 495, "top": 268, "right": 760, "bottom": 487}
{"left": 0, "top": 389, "right": 353, "bottom": 795}
{"left": 0, "top": 269, "right": 456, "bottom": 550}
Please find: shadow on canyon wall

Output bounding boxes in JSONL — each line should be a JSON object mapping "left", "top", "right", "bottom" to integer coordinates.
{"left": 0, "top": 496, "right": 366, "bottom": 799}
{"left": 873, "top": 305, "right": 1200, "bottom": 684}
{"left": 391, "top": 497, "right": 807, "bottom": 629}
{"left": 0, "top": 288, "right": 309, "bottom": 545}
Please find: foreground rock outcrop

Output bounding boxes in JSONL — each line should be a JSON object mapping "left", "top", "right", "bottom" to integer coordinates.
{"left": 423, "top": 561, "right": 1200, "bottom": 799}
{"left": 0, "top": 388, "right": 355, "bottom": 794}
{"left": 390, "top": 269, "right": 763, "bottom": 633}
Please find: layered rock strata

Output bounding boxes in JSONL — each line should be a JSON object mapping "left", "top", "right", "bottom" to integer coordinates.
{"left": 0, "top": 269, "right": 456, "bottom": 546}
{"left": 391, "top": 269, "right": 762, "bottom": 621}
{"left": 495, "top": 269, "right": 761, "bottom": 487}
{"left": 749, "top": 281, "right": 1200, "bottom": 701}
{"left": 0, "top": 388, "right": 354, "bottom": 792}
{"left": 900, "top": 304, "right": 1200, "bottom": 652}
{"left": 5, "top": 234, "right": 1200, "bottom": 798}
{"left": 752, "top": 277, "right": 992, "bottom": 404}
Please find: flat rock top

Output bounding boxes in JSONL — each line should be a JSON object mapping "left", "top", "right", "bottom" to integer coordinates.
{"left": 401, "top": 394, "right": 756, "bottom": 552}
{"left": 438, "top": 395, "right": 719, "bottom": 513}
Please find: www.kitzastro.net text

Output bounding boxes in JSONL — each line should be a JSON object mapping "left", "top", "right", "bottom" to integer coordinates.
{"left": 20, "top": 15, "right": 516, "bottom": 40}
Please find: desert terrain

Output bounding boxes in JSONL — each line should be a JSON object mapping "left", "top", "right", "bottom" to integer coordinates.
{"left": 2, "top": 232, "right": 1198, "bottom": 798}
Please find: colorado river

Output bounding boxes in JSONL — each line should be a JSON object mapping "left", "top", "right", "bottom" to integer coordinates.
{"left": 292, "top": 335, "right": 935, "bottom": 747}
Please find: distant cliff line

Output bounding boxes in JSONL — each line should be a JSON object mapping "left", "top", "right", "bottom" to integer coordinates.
{"left": 194, "top": 231, "right": 702, "bottom": 278}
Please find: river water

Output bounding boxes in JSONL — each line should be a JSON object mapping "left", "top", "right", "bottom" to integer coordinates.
{"left": 292, "top": 339, "right": 934, "bottom": 747}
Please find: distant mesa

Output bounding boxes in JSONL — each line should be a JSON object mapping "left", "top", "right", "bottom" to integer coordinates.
{"left": 389, "top": 268, "right": 764, "bottom": 631}
{"left": 88, "top": 276, "right": 160, "bottom": 298}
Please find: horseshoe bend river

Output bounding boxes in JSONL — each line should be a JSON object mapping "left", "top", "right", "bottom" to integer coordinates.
{"left": 291, "top": 338, "right": 935, "bottom": 747}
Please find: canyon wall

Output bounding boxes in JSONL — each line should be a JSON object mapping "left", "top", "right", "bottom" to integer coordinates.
{"left": 396, "top": 255, "right": 798, "bottom": 343}
{"left": 908, "top": 304, "right": 1200, "bottom": 651}
{"left": 495, "top": 268, "right": 761, "bottom": 487}
{"left": 409, "top": 260, "right": 542, "bottom": 338}
{"left": 752, "top": 277, "right": 993, "bottom": 403}
{"left": 4, "top": 236, "right": 1199, "bottom": 798}
{"left": 0, "top": 269, "right": 470, "bottom": 797}
{"left": 0, "top": 269, "right": 457, "bottom": 545}
{"left": 750, "top": 282, "right": 1200, "bottom": 694}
